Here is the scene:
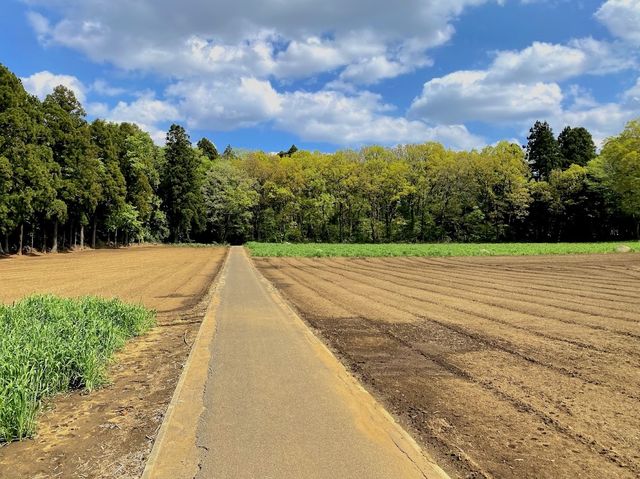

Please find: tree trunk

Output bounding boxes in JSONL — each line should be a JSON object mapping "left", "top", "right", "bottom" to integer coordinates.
{"left": 30, "top": 226, "right": 34, "bottom": 251}
{"left": 115, "top": 228, "right": 118, "bottom": 247}
{"left": 3, "top": 234, "right": 7, "bottom": 254}
{"left": 92, "top": 217, "right": 97, "bottom": 249}
{"left": 52, "top": 221, "right": 58, "bottom": 253}
{"left": 80, "top": 224, "right": 85, "bottom": 249}
{"left": 338, "top": 203, "right": 343, "bottom": 243}
{"left": 18, "top": 223, "right": 24, "bottom": 255}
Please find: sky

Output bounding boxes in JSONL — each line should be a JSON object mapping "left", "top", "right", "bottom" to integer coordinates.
{"left": 1, "top": 0, "right": 639, "bottom": 151}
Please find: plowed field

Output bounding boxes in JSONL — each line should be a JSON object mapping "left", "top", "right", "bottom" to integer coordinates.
{"left": 0, "top": 246, "right": 226, "bottom": 479}
{"left": 255, "top": 254, "right": 640, "bottom": 479}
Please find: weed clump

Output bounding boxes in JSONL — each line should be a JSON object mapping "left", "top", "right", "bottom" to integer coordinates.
{"left": 0, "top": 295, "right": 155, "bottom": 441}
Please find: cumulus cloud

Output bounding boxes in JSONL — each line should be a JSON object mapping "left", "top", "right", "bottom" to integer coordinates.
{"left": 166, "top": 77, "right": 282, "bottom": 130}
{"left": 91, "top": 79, "right": 126, "bottom": 97}
{"left": 161, "top": 77, "right": 484, "bottom": 149}
{"left": 555, "top": 78, "right": 640, "bottom": 146}
{"left": 88, "top": 92, "right": 181, "bottom": 144}
{"left": 21, "top": 70, "right": 86, "bottom": 102}
{"left": 409, "top": 70, "right": 563, "bottom": 123}
{"left": 274, "top": 89, "right": 484, "bottom": 148}
{"left": 596, "top": 0, "right": 640, "bottom": 45}
{"left": 24, "top": 0, "right": 497, "bottom": 84}
{"left": 488, "top": 38, "right": 633, "bottom": 83}
{"left": 19, "top": 0, "right": 640, "bottom": 150}
{"left": 409, "top": 36, "right": 636, "bottom": 127}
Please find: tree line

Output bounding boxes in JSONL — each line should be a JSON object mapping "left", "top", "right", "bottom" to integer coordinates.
{"left": 1, "top": 63, "right": 639, "bottom": 252}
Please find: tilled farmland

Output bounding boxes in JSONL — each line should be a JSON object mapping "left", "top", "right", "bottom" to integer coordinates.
{"left": 255, "top": 254, "right": 640, "bottom": 479}
{"left": 0, "top": 246, "right": 226, "bottom": 479}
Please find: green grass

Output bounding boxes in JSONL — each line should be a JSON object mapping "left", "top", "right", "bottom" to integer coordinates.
{"left": 0, "top": 295, "right": 155, "bottom": 442}
{"left": 246, "top": 241, "right": 640, "bottom": 258}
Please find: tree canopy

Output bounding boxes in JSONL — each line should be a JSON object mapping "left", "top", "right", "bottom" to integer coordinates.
{"left": 0, "top": 61, "right": 639, "bottom": 253}
{"left": 526, "top": 121, "right": 561, "bottom": 181}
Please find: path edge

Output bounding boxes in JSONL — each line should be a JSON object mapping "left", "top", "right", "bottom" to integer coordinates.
{"left": 141, "top": 248, "right": 231, "bottom": 479}
{"left": 245, "top": 248, "right": 451, "bottom": 479}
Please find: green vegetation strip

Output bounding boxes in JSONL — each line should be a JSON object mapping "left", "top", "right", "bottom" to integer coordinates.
{"left": 0, "top": 295, "right": 155, "bottom": 442}
{"left": 247, "top": 242, "right": 640, "bottom": 258}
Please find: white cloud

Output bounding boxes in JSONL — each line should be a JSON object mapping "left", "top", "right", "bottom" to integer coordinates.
{"left": 409, "top": 70, "right": 563, "bottom": 123}
{"left": 488, "top": 39, "right": 632, "bottom": 84}
{"left": 20, "top": 0, "right": 640, "bottom": 150}
{"left": 21, "top": 70, "right": 86, "bottom": 102}
{"left": 89, "top": 92, "right": 181, "bottom": 144}
{"left": 24, "top": 0, "right": 498, "bottom": 84}
{"left": 91, "top": 79, "right": 125, "bottom": 97}
{"left": 557, "top": 103, "right": 636, "bottom": 147}
{"left": 276, "top": 91, "right": 485, "bottom": 149}
{"left": 596, "top": 0, "right": 640, "bottom": 45}
{"left": 166, "top": 77, "right": 282, "bottom": 130}
{"left": 624, "top": 78, "right": 640, "bottom": 106}
{"left": 162, "top": 76, "right": 484, "bottom": 148}
{"left": 556, "top": 77, "right": 640, "bottom": 146}
{"left": 409, "top": 36, "right": 636, "bottom": 126}
{"left": 276, "top": 89, "right": 484, "bottom": 148}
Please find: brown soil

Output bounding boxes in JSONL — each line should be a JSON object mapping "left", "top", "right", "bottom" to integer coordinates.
{"left": 0, "top": 246, "right": 227, "bottom": 479}
{"left": 255, "top": 254, "right": 640, "bottom": 479}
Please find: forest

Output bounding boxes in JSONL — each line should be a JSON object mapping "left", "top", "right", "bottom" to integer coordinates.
{"left": 1, "top": 62, "right": 639, "bottom": 252}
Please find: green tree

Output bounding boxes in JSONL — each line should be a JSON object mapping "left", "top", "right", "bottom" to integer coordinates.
{"left": 558, "top": 126, "right": 596, "bottom": 168}
{"left": 471, "top": 142, "right": 531, "bottom": 240}
{"left": 160, "top": 124, "right": 204, "bottom": 241}
{"left": 197, "top": 137, "right": 219, "bottom": 161}
{"left": 526, "top": 121, "right": 561, "bottom": 181}
{"left": 594, "top": 119, "right": 640, "bottom": 238}
{"left": 44, "top": 86, "right": 102, "bottom": 249}
{"left": 277, "top": 144, "right": 299, "bottom": 158}
{"left": 202, "top": 160, "right": 258, "bottom": 242}
{"left": 105, "top": 203, "right": 143, "bottom": 246}
{"left": 0, "top": 65, "right": 58, "bottom": 253}
{"left": 359, "top": 147, "right": 413, "bottom": 242}
{"left": 0, "top": 155, "right": 11, "bottom": 253}
{"left": 122, "top": 129, "right": 158, "bottom": 226}
{"left": 90, "top": 119, "right": 127, "bottom": 248}
{"left": 222, "top": 144, "right": 236, "bottom": 159}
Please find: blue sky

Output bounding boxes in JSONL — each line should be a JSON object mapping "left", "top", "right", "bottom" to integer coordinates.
{"left": 1, "top": 0, "right": 639, "bottom": 151}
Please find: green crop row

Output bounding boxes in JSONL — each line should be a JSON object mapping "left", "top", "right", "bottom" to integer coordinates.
{"left": 246, "top": 241, "right": 640, "bottom": 258}
{"left": 0, "top": 295, "right": 155, "bottom": 442}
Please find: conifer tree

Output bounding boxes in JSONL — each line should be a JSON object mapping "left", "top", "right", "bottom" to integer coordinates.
{"left": 161, "top": 124, "right": 204, "bottom": 241}
{"left": 526, "top": 121, "right": 561, "bottom": 181}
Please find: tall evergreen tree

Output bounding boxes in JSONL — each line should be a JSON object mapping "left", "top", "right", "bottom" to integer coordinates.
{"left": 0, "top": 154, "right": 12, "bottom": 253}
{"left": 558, "top": 126, "right": 596, "bottom": 168}
{"left": 277, "top": 144, "right": 299, "bottom": 158}
{"left": 0, "top": 64, "right": 58, "bottom": 253}
{"left": 197, "top": 137, "right": 218, "bottom": 161}
{"left": 526, "top": 121, "right": 562, "bottom": 181}
{"left": 90, "top": 119, "right": 127, "bottom": 248}
{"left": 44, "top": 86, "right": 102, "bottom": 249}
{"left": 161, "top": 124, "right": 204, "bottom": 242}
{"left": 222, "top": 144, "right": 235, "bottom": 159}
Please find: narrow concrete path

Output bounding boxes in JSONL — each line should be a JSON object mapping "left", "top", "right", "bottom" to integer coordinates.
{"left": 144, "top": 246, "right": 448, "bottom": 479}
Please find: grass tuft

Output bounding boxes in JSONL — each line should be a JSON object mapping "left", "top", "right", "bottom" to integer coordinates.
{"left": 0, "top": 295, "right": 155, "bottom": 442}
{"left": 246, "top": 241, "right": 640, "bottom": 258}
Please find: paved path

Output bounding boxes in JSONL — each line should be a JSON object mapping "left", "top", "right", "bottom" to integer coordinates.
{"left": 144, "top": 246, "right": 448, "bottom": 479}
